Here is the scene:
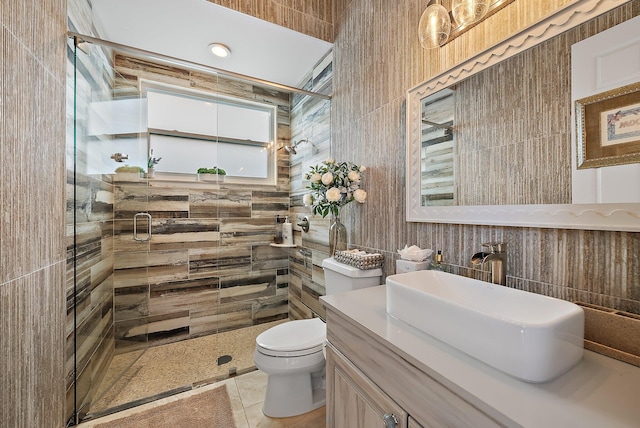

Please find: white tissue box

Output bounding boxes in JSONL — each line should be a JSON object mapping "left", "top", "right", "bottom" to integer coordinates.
{"left": 396, "top": 259, "right": 430, "bottom": 273}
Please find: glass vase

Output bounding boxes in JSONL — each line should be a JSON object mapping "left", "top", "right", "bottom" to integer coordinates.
{"left": 329, "top": 214, "right": 347, "bottom": 256}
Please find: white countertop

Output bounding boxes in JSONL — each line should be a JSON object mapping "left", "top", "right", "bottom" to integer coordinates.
{"left": 321, "top": 285, "right": 640, "bottom": 428}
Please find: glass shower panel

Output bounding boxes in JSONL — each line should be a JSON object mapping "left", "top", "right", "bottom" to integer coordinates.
{"left": 70, "top": 37, "right": 150, "bottom": 423}
{"left": 69, "top": 33, "right": 297, "bottom": 425}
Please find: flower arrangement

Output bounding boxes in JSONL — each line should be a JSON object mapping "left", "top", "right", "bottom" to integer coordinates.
{"left": 304, "top": 158, "right": 367, "bottom": 218}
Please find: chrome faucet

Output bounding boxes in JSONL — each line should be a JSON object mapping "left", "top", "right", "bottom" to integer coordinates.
{"left": 471, "top": 242, "right": 507, "bottom": 285}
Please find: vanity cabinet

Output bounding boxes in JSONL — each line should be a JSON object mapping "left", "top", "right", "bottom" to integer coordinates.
{"left": 326, "top": 344, "right": 408, "bottom": 428}
{"left": 325, "top": 308, "right": 511, "bottom": 428}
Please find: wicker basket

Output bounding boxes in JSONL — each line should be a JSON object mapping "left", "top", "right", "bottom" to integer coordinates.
{"left": 334, "top": 250, "right": 384, "bottom": 270}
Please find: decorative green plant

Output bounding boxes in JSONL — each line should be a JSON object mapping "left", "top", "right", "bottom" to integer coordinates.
{"left": 197, "top": 167, "right": 227, "bottom": 175}
{"left": 148, "top": 149, "right": 162, "bottom": 169}
{"left": 115, "top": 165, "right": 144, "bottom": 173}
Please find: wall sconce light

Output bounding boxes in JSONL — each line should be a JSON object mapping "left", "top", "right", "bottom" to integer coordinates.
{"left": 419, "top": 0, "right": 491, "bottom": 49}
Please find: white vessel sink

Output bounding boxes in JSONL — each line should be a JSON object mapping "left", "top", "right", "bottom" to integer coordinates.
{"left": 386, "top": 270, "right": 584, "bottom": 383}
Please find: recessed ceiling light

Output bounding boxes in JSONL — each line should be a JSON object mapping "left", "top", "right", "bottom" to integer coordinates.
{"left": 208, "top": 43, "right": 231, "bottom": 58}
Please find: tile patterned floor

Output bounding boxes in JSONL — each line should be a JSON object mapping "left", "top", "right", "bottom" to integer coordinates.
{"left": 79, "top": 370, "right": 326, "bottom": 428}
{"left": 89, "top": 321, "right": 286, "bottom": 415}
{"left": 79, "top": 319, "right": 325, "bottom": 427}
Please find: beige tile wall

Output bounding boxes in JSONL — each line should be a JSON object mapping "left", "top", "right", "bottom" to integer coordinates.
{"left": 260, "top": 1, "right": 640, "bottom": 322}
{"left": 1, "top": 0, "right": 67, "bottom": 427}
{"left": 207, "top": 0, "right": 334, "bottom": 42}
{"left": 330, "top": 1, "right": 640, "bottom": 314}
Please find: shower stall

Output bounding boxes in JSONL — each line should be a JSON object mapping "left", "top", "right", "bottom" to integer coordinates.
{"left": 65, "top": 33, "right": 330, "bottom": 424}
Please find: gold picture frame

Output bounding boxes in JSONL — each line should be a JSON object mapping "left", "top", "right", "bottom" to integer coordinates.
{"left": 576, "top": 81, "right": 640, "bottom": 169}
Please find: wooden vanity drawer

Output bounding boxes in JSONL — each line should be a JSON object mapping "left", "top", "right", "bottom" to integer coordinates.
{"left": 326, "top": 309, "right": 513, "bottom": 428}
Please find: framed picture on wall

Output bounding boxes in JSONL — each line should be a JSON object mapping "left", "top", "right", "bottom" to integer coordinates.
{"left": 576, "top": 81, "right": 640, "bottom": 169}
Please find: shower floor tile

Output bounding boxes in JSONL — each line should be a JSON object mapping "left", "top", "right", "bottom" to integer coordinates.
{"left": 88, "top": 320, "right": 285, "bottom": 417}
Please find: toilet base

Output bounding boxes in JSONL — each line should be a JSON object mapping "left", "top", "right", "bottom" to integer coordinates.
{"left": 262, "top": 367, "right": 326, "bottom": 418}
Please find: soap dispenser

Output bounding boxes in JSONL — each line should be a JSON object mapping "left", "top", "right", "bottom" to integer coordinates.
{"left": 282, "top": 216, "right": 293, "bottom": 245}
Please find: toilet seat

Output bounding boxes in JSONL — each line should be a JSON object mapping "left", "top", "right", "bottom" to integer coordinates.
{"left": 256, "top": 318, "right": 326, "bottom": 357}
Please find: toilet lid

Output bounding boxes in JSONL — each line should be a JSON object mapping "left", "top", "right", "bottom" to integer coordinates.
{"left": 256, "top": 318, "right": 326, "bottom": 356}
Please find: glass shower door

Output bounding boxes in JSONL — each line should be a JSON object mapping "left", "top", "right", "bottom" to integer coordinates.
{"left": 69, "top": 36, "right": 150, "bottom": 423}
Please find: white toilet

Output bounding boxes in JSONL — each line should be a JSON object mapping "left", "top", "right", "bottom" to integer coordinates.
{"left": 253, "top": 257, "right": 383, "bottom": 418}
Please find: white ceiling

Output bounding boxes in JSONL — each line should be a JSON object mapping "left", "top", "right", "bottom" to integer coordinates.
{"left": 91, "top": 0, "right": 333, "bottom": 88}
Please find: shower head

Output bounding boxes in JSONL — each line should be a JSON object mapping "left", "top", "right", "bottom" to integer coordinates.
{"left": 279, "top": 139, "right": 311, "bottom": 155}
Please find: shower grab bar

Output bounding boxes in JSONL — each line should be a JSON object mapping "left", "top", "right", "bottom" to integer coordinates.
{"left": 133, "top": 213, "right": 152, "bottom": 242}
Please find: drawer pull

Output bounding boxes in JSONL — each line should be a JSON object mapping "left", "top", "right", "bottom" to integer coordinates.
{"left": 383, "top": 413, "right": 398, "bottom": 428}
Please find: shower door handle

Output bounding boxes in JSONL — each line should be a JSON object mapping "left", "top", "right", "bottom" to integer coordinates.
{"left": 133, "top": 213, "right": 152, "bottom": 242}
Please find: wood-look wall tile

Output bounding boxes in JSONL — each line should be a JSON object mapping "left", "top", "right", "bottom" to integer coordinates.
{"left": 251, "top": 190, "right": 290, "bottom": 218}
{"left": 150, "top": 285, "right": 219, "bottom": 318}
{"left": 1, "top": 27, "right": 66, "bottom": 283}
{"left": 206, "top": 0, "right": 334, "bottom": 42}
{"left": 151, "top": 219, "right": 220, "bottom": 250}
{"left": 146, "top": 311, "right": 191, "bottom": 341}
{"left": 328, "top": 1, "right": 640, "bottom": 319}
{"left": 189, "top": 245, "right": 252, "bottom": 277}
{"left": 252, "top": 244, "right": 289, "bottom": 271}
{"left": 289, "top": 248, "right": 312, "bottom": 277}
{"left": 191, "top": 301, "right": 254, "bottom": 335}
{"left": 220, "top": 218, "right": 277, "bottom": 245}
{"left": 75, "top": 294, "right": 113, "bottom": 378}
{"left": 114, "top": 285, "right": 149, "bottom": 321}
{"left": 111, "top": 219, "right": 144, "bottom": 253}
{"left": 108, "top": 45, "right": 295, "bottom": 356}
{"left": 219, "top": 271, "right": 278, "bottom": 304}
{"left": 300, "top": 216, "right": 330, "bottom": 252}
{"left": 146, "top": 250, "right": 190, "bottom": 285}
{"left": 151, "top": 276, "right": 219, "bottom": 297}
{"left": 288, "top": 269, "right": 304, "bottom": 301}
{"left": 253, "top": 294, "right": 289, "bottom": 324}
{"left": 289, "top": 294, "right": 313, "bottom": 320}
{"left": 302, "top": 276, "right": 326, "bottom": 319}
{"left": 0, "top": 264, "right": 66, "bottom": 428}
{"left": 190, "top": 189, "right": 252, "bottom": 219}
{"left": 276, "top": 267, "right": 290, "bottom": 291}
{"left": 114, "top": 311, "right": 191, "bottom": 353}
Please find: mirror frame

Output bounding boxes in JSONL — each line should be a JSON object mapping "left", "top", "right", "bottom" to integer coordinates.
{"left": 406, "top": 0, "right": 640, "bottom": 231}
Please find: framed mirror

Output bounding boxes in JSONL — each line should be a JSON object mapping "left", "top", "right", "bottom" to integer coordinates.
{"left": 406, "top": 0, "right": 640, "bottom": 231}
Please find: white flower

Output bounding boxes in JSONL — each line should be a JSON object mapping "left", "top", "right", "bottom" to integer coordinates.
{"left": 354, "top": 189, "right": 367, "bottom": 203}
{"left": 303, "top": 193, "right": 312, "bottom": 206}
{"left": 326, "top": 187, "right": 342, "bottom": 202}
{"left": 321, "top": 172, "right": 334, "bottom": 185}
{"left": 348, "top": 170, "right": 360, "bottom": 181}
{"left": 304, "top": 159, "right": 367, "bottom": 218}
{"left": 359, "top": 165, "right": 366, "bottom": 172}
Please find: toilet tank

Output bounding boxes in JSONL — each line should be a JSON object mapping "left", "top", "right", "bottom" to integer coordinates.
{"left": 322, "top": 257, "right": 383, "bottom": 295}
